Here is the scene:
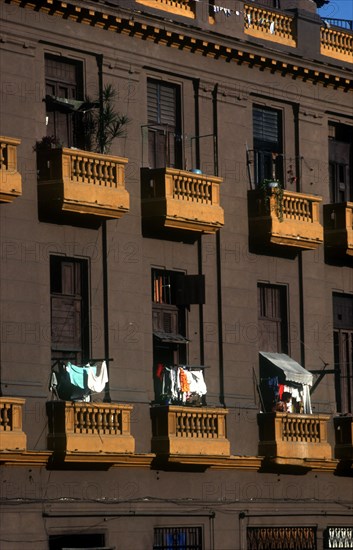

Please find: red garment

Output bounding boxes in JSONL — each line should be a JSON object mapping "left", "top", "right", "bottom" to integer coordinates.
{"left": 156, "top": 363, "right": 164, "bottom": 380}
{"left": 278, "top": 384, "right": 284, "bottom": 399}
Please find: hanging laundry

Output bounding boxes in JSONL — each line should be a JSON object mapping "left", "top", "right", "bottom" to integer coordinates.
{"left": 269, "top": 21, "right": 275, "bottom": 34}
{"left": 187, "top": 369, "right": 207, "bottom": 396}
{"left": 179, "top": 367, "right": 190, "bottom": 393}
{"left": 87, "top": 360, "right": 108, "bottom": 393}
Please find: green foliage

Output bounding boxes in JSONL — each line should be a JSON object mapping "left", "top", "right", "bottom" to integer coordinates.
{"left": 83, "top": 84, "right": 130, "bottom": 154}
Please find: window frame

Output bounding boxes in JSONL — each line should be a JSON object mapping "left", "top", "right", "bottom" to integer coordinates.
{"left": 50, "top": 255, "right": 90, "bottom": 365}
{"left": 257, "top": 283, "right": 289, "bottom": 355}
{"left": 147, "top": 78, "right": 183, "bottom": 169}
{"left": 253, "top": 105, "right": 284, "bottom": 187}
{"left": 45, "top": 54, "right": 84, "bottom": 148}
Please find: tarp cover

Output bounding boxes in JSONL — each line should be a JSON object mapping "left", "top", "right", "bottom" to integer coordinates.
{"left": 260, "top": 351, "right": 313, "bottom": 386}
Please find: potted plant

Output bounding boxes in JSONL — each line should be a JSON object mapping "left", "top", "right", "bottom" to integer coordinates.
{"left": 82, "top": 84, "right": 130, "bottom": 154}
{"left": 258, "top": 178, "right": 284, "bottom": 222}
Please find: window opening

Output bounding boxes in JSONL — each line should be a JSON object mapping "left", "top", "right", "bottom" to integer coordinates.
{"left": 324, "top": 527, "right": 353, "bottom": 549}
{"left": 253, "top": 106, "right": 284, "bottom": 186}
{"left": 48, "top": 533, "right": 107, "bottom": 550}
{"left": 329, "top": 123, "right": 353, "bottom": 203}
{"left": 333, "top": 293, "right": 353, "bottom": 413}
{"left": 258, "top": 283, "right": 288, "bottom": 354}
{"left": 153, "top": 526, "right": 203, "bottom": 550}
{"left": 147, "top": 79, "right": 182, "bottom": 169}
{"left": 45, "top": 55, "right": 84, "bottom": 148}
{"left": 247, "top": 526, "right": 317, "bottom": 550}
{"left": 50, "top": 256, "right": 89, "bottom": 365}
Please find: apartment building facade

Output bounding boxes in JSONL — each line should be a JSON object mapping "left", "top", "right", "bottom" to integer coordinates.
{"left": 0, "top": 0, "right": 352, "bottom": 548}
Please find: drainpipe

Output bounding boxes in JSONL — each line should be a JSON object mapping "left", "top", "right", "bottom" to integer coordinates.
{"left": 293, "top": 103, "right": 305, "bottom": 367}
{"left": 193, "top": 78, "right": 205, "bottom": 366}
{"left": 96, "top": 54, "right": 111, "bottom": 402}
{"left": 213, "top": 83, "right": 225, "bottom": 407}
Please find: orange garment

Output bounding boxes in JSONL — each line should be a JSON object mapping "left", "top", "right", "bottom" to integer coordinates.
{"left": 179, "top": 368, "right": 190, "bottom": 393}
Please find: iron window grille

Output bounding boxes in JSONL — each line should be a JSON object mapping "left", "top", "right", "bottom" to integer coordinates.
{"left": 324, "top": 527, "right": 353, "bottom": 549}
{"left": 247, "top": 526, "right": 317, "bottom": 550}
{"left": 153, "top": 527, "right": 203, "bottom": 550}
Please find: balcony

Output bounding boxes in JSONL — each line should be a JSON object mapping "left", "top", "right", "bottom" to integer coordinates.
{"left": 324, "top": 202, "right": 353, "bottom": 258}
{"left": 244, "top": 3, "right": 296, "bottom": 47}
{"left": 37, "top": 147, "right": 129, "bottom": 224}
{"left": 334, "top": 416, "right": 353, "bottom": 460}
{"left": 320, "top": 26, "right": 353, "bottom": 63}
{"left": 258, "top": 412, "right": 332, "bottom": 465}
{"left": 135, "top": 0, "right": 195, "bottom": 19}
{"left": 141, "top": 168, "right": 224, "bottom": 234}
{"left": 46, "top": 401, "right": 135, "bottom": 458}
{"left": 248, "top": 189, "right": 323, "bottom": 251}
{"left": 151, "top": 405, "right": 230, "bottom": 458}
{"left": 0, "top": 398, "right": 27, "bottom": 451}
{"left": 0, "top": 137, "right": 22, "bottom": 203}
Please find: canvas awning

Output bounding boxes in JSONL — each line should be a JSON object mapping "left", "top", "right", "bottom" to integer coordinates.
{"left": 45, "top": 95, "right": 99, "bottom": 113}
{"left": 153, "top": 331, "right": 189, "bottom": 344}
{"left": 259, "top": 351, "right": 313, "bottom": 386}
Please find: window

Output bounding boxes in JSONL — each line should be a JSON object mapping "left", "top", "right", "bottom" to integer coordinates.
{"left": 49, "top": 533, "right": 107, "bottom": 550}
{"left": 258, "top": 283, "right": 288, "bottom": 354}
{"left": 152, "top": 269, "right": 205, "bottom": 398}
{"left": 153, "top": 527, "right": 203, "bottom": 550}
{"left": 50, "top": 256, "right": 89, "bottom": 364}
{"left": 253, "top": 106, "right": 283, "bottom": 186}
{"left": 329, "top": 123, "right": 352, "bottom": 203}
{"left": 324, "top": 527, "right": 353, "bottom": 549}
{"left": 45, "top": 55, "right": 84, "bottom": 148}
{"left": 147, "top": 79, "right": 182, "bottom": 169}
{"left": 333, "top": 293, "right": 353, "bottom": 414}
{"left": 247, "top": 527, "right": 317, "bottom": 550}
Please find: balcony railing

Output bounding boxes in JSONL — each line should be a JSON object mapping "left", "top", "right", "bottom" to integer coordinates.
{"left": 324, "top": 202, "right": 353, "bottom": 258}
{"left": 141, "top": 167, "right": 224, "bottom": 233}
{"left": 320, "top": 26, "right": 353, "bottom": 63}
{"left": 258, "top": 412, "right": 332, "bottom": 464}
{"left": 151, "top": 405, "right": 230, "bottom": 456}
{"left": 334, "top": 416, "right": 353, "bottom": 460}
{"left": 0, "top": 398, "right": 27, "bottom": 451}
{"left": 47, "top": 401, "right": 135, "bottom": 455}
{"left": 136, "top": 0, "right": 195, "bottom": 18}
{"left": 244, "top": 4, "right": 296, "bottom": 47}
{"left": 248, "top": 189, "right": 323, "bottom": 250}
{"left": 37, "top": 147, "right": 129, "bottom": 223}
{"left": 0, "top": 137, "right": 22, "bottom": 203}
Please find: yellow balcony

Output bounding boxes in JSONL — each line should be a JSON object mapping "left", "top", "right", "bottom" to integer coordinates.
{"left": 320, "top": 27, "right": 353, "bottom": 64}
{"left": 37, "top": 147, "right": 129, "bottom": 223}
{"left": 141, "top": 168, "right": 224, "bottom": 234}
{"left": 151, "top": 405, "right": 230, "bottom": 457}
{"left": 0, "top": 137, "right": 22, "bottom": 203}
{"left": 135, "top": 0, "right": 195, "bottom": 19}
{"left": 324, "top": 202, "right": 353, "bottom": 258}
{"left": 46, "top": 401, "right": 135, "bottom": 456}
{"left": 0, "top": 398, "right": 27, "bottom": 451}
{"left": 244, "top": 4, "right": 296, "bottom": 47}
{"left": 248, "top": 189, "right": 323, "bottom": 250}
{"left": 258, "top": 412, "right": 332, "bottom": 465}
{"left": 334, "top": 416, "right": 353, "bottom": 460}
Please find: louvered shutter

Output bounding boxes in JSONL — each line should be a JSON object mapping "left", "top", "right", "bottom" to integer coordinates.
{"left": 147, "top": 79, "right": 181, "bottom": 168}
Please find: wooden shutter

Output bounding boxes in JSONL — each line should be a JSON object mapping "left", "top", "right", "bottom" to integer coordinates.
{"left": 50, "top": 257, "right": 88, "bottom": 361}
{"left": 45, "top": 56, "right": 83, "bottom": 148}
{"left": 174, "top": 274, "right": 205, "bottom": 305}
{"left": 258, "top": 284, "right": 288, "bottom": 353}
{"left": 147, "top": 79, "right": 180, "bottom": 168}
{"left": 333, "top": 294, "right": 353, "bottom": 413}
